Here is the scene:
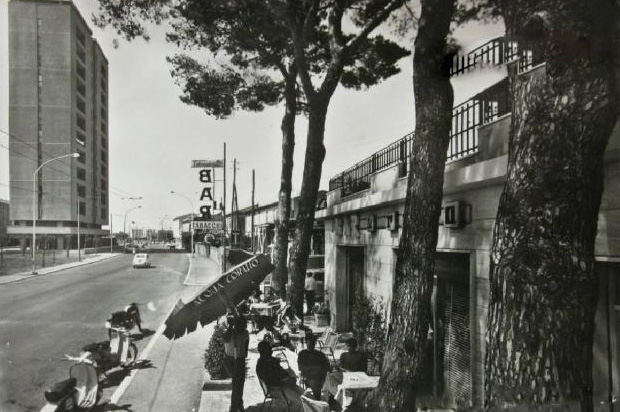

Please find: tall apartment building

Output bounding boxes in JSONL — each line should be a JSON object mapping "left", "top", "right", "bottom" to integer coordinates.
{"left": 8, "top": 0, "right": 109, "bottom": 249}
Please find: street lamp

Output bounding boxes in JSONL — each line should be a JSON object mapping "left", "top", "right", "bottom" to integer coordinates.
{"left": 123, "top": 205, "right": 142, "bottom": 248}
{"left": 170, "top": 190, "right": 194, "bottom": 257}
{"left": 32, "top": 152, "right": 80, "bottom": 275}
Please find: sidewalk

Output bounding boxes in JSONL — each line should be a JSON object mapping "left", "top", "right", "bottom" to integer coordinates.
{"left": 0, "top": 253, "right": 122, "bottom": 285}
{"left": 198, "top": 315, "right": 340, "bottom": 412}
{"left": 105, "top": 253, "right": 219, "bottom": 412}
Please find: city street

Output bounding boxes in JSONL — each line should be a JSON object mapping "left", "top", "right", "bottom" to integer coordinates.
{"left": 0, "top": 252, "right": 191, "bottom": 412}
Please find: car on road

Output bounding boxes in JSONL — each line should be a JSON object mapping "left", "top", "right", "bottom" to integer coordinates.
{"left": 132, "top": 253, "right": 151, "bottom": 268}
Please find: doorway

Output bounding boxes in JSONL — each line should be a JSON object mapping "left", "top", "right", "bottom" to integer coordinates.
{"left": 593, "top": 261, "right": 620, "bottom": 411}
{"left": 335, "top": 246, "right": 365, "bottom": 331}
{"left": 420, "top": 252, "right": 472, "bottom": 410}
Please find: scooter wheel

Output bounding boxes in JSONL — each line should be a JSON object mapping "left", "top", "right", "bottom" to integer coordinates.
{"left": 121, "top": 343, "right": 138, "bottom": 368}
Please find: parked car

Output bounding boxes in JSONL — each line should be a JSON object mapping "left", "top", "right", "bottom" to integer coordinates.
{"left": 132, "top": 253, "right": 151, "bottom": 268}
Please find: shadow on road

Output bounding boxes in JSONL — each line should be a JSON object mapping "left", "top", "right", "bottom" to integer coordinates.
{"left": 130, "top": 329, "right": 155, "bottom": 342}
{"left": 99, "top": 360, "right": 155, "bottom": 389}
{"left": 96, "top": 402, "right": 134, "bottom": 411}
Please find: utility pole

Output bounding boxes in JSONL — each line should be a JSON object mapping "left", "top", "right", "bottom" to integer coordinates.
{"left": 77, "top": 199, "right": 81, "bottom": 262}
{"left": 109, "top": 213, "right": 113, "bottom": 253}
{"left": 251, "top": 169, "right": 255, "bottom": 253}
{"left": 222, "top": 142, "right": 227, "bottom": 272}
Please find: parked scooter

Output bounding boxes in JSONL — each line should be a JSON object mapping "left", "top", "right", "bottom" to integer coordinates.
{"left": 40, "top": 354, "right": 100, "bottom": 412}
{"left": 83, "top": 324, "right": 138, "bottom": 378}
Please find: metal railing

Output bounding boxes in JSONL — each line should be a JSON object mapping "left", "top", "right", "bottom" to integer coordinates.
{"left": 329, "top": 78, "right": 512, "bottom": 197}
{"left": 451, "top": 37, "right": 544, "bottom": 76}
{"left": 329, "top": 132, "right": 414, "bottom": 196}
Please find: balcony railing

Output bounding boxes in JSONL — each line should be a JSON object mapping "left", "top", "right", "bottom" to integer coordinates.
{"left": 450, "top": 37, "right": 544, "bottom": 76}
{"left": 329, "top": 132, "right": 414, "bottom": 196}
{"left": 329, "top": 78, "right": 511, "bottom": 197}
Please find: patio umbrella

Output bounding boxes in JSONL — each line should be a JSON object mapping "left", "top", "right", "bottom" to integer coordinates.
{"left": 163, "top": 253, "right": 274, "bottom": 339}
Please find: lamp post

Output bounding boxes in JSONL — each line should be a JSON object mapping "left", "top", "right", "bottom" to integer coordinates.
{"left": 32, "top": 152, "right": 80, "bottom": 275}
{"left": 123, "top": 205, "right": 142, "bottom": 248}
{"left": 170, "top": 191, "right": 194, "bottom": 257}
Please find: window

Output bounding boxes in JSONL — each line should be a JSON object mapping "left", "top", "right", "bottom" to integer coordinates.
{"left": 77, "top": 79, "right": 86, "bottom": 97}
{"left": 101, "top": 208, "right": 107, "bottom": 220}
{"left": 101, "top": 149, "right": 107, "bottom": 163}
{"left": 101, "top": 178, "right": 107, "bottom": 190}
{"left": 100, "top": 194, "right": 107, "bottom": 205}
{"left": 101, "top": 136, "right": 107, "bottom": 149}
{"left": 77, "top": 97, "right": 86, "bottom": 114}
{"left": 76, "top": 62, "right": 86, "bottom": 80}
{"left": 77, "top": 150, "right": 85, "bottom": 163}
{"left": 76, "top": 28, "right": 86, "bottom": 46}
{"left": 76, "top": 46, "right": 85, "bottom": 63}
{"left": 76, "top": 114, "right": 86, "bottom": 131}
{"left": 75, "top": 131, "right": 85, "bottom": 147}
{"left": 77, "top": 167, "right": 86, "bottom": 181}
{"left": 77, "top": 184, "right": 86, "bottom": 198}
{"left": 78, "top": 201, "right": 86, "bottom": 216}
{"left": 101, "top": 164, "right": 107, "bottom": 176}
{"left": 100, "top": 121, "right": 107, "bottom": 134}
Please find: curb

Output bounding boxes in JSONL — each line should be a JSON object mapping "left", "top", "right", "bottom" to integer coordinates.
{"left": 0, "top": 253, "right": 122, "bottom": 286}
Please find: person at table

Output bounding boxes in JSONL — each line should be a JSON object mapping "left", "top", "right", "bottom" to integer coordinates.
{"left": 256, "top": 340, "right": 300, "bottom": 399}
{"left": 324, "top": 338, "right": 368, "bottom": 399}
{"left": 249, "top": 289, "right": 263, "bottom": 304}
{"left": 339, "top": 338, "right": 367, "bottom": 372}
{"left": 278, "top": 301, "right": 304, "bottom": 328}
{"left": 304, "top": 273, "right": 316, "bottom": 315}
{"left": 297, "top": 334, "right": 331, "bottom": 399}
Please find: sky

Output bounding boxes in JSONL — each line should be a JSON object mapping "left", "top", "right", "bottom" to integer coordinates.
{"left": 0, "top": 0, "right": 505, "bottom": 232}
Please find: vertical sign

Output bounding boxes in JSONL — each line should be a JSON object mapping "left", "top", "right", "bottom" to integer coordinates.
{"left": 192, "top": 160, "right": 224, "bottom": 220}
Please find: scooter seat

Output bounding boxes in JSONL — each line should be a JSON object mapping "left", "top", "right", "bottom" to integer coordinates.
{"left": 44, "top": 378, "right": 76, "bottom": 403}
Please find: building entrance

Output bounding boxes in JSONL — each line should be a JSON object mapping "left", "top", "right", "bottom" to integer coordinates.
{"left": 335, "top": 246, "right": 365, "bottom": 331}
{"left": 422, "top": 252, "right": 472, "bottom": 410}
{"left": 593, "top": 261, "right": 619, "bottom": 411}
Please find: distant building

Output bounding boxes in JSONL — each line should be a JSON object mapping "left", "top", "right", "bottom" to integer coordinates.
{"left": 7, "top": 0, "right": 109, "bottom": 249}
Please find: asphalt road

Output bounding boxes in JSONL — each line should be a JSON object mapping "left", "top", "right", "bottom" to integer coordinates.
{"left": 0, "top": 253, "right": 190, "bottom": 412}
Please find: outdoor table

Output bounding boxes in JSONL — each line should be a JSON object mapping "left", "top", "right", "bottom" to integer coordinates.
{"left": 335, "top": 371, "right": 380, "bottom": 411}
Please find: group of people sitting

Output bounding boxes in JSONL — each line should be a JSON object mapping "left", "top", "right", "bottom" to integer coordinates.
{"left": 256, "top": 331, "right": 368, "bottom": 407}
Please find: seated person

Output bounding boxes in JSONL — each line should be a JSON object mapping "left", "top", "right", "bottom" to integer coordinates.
{"left": 339, "top": 338, "right": 367, "bottom": 372}
{"left": 256, "top": 341, "right": 300, "bottom": 399}
{"left": 297, "top": 335, "right": 331, "bottom": 399}
{"left": 249, "top": 289, "right": 263, "bottom": 304}
{"left": 276, "top": 303, "right": 301, "bottom": 329}
{"left": 325, "top": 338, "right": 367, "bottom": 397}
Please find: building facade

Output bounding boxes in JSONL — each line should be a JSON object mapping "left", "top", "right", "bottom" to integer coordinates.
{"left": 318, "top": 38, "right": 620, "bottom": 410}
{"left": 8, "top": 0, "right": 109, "bottom": 249}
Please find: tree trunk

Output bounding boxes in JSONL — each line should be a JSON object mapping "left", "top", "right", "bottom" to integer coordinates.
{"left": 272, "top": 70, "right": 297, "bottom": 294}
{"left": 375, "top": 0, "right": 455, "bottom": 410}
{"left": 485, "top": 1, "right": 619, "bottom": 410}
{"left": 289, "top": 100, "right": 328, "bottom": 316}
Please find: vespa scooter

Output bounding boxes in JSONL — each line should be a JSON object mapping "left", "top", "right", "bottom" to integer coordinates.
{"left": 40, "top": 354, "right": 100, "bottom": 412}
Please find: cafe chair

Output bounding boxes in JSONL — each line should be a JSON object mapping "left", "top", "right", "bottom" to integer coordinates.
{"left": 318, "top": 331, "right": 339, "bottom": 364}
{"left": 258, "top": 377, "right": 290, "bottom": 412}
{"left": 300, "top": 393, "right": 330, "bottom": 412}
{"left": 316, "top": 327, "right": 332, "bottom": 348}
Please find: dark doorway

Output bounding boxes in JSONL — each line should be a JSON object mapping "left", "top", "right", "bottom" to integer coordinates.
{"left": 420, "top": 252, "right": 471, "bottom": 410}
{"left": 345, "top": 246, "right": 365, "bottom": 331}
{"left": 593, "top": 261, "right": 620, "bottom": 411}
